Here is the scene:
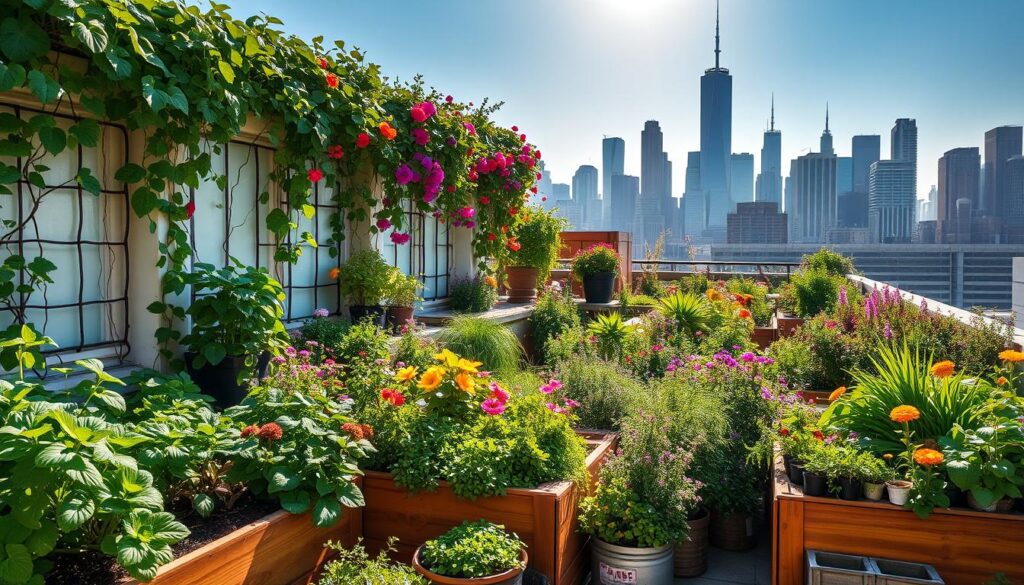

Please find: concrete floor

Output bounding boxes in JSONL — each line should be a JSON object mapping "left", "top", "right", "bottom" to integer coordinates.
{"left": 675, "top": 535, "right": 771, "bottom": 585}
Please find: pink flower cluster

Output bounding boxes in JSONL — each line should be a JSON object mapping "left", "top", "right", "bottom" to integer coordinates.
{"left": 539, "top": 378, "right": 562, "bottom": 394}
{"left": 410, "top": 101, "right": 437, "bottom": 124}
{"left": 481, "top": 381, "right": 510, "bottom": 415}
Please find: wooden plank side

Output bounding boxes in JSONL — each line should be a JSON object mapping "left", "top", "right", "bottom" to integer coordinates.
{"left": 775, "top": 499, "right": 804, "bottom": 585}
{"left": 803, "top": 501, "right": 1024, "bottom": 584}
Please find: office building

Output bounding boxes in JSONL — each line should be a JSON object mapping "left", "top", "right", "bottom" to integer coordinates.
{"left": 788, "top": 113, "right": 837, "bottom": 243}
{"left": 683, "top": 152, "right": 705, "bottom": 241}
{"left": 868, "top": 160, "right": 916, "bottom": 243}
{"left": 602, "top": 137, "right": 625, "bottom": 223}
{"left": 1007, "top": 156, "right": 1024, "bottom": 242}
{"left": 609, "top": 174, "right": 639, "bottom": 234}
{"left": 572, "top": 165, "right": 600, "bottom": 229}
{"left": 700, "top": 3, "right": 733, "bottom": 238}
{"left": 730, "top": 153, "right": 755, "bottom": 205}
{"left": 841, "top": 135, "right": 880, "bottom": 228}
{"left": 936, "top": 147, "right": 979, "bottom": 243}
{"left": 891, "top": 118, "right": 918, "bottom": 200}
{"left": 756, "top": 97, "right": 782, "bottom": 204}
{"left": 727, "top": 202, "right": 787, "bottom": 244}
{"left": 638, "top": 120, "right": 667, "bottom": 247}
{"left": 984, "top": 126, "right": 1023, "bottom": 227}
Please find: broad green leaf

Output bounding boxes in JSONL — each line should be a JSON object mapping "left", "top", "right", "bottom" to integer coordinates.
{"left": 0, "top": 62, "right": 26, "bottom": 92}
{"left": 57, "top": 494, "right": 95, "bottom": 531}
{"left": 26, "top": 70, "right": 62, "bottom": 105}
{"left": 76, "top": 168, "right": 102, "bottom": 196}
{"left": 0, "top": 164, "right": 19, "bottom": 185}
{"left": 266, "top": 466, "right": 299, "bottom": 494}
{"left": 68, "top": 119, "right": 101, "bottom": 148}
{"left": 25, "top": 520, "right": 58, "bottom": 557}
{"left": 312, "top": 497, "right": 341, "bottom": 527}
{"left": 34, "top": 443, "right": 73, "bottom": 467}
{"left": 279, "top": 489, "right": 310, "bottom": 514}
{"left": 0, "top": 17, "right": 50, "bottom": 63}
{"left": 115, "top": 163, "right": 146, "bottom": 183}
{"left": 202, "top": 343, "right": 226, "bottom": 366}
{"left": 946, "top": 459, "right": 980, "bottom": 490}
{"left": 193, "top": 494, "right": 215, "bottom": 518}
{"left": 217, "top": 61, "right": 235, "bottom": 84}
{"left": 71, "top": 20, "right": 109, "bottom": 53}
{"left": 0, "top": 543, "right": 32, "bottom": 584}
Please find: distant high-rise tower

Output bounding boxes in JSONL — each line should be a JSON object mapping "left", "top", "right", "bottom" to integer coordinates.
{"left": 756, "top": 96, "right": 782, "bottom": 204}
{"left": 1008, "top": 156, "right": 1024, "bottom": 240}
{"left": 683, "top": 152, "right": 705, "bottom": 241}
{"left": 700, "top": 1, "right": 732, "bottom": 241}
{"left": 983, "top": 126, "right": 1023, "bottom": 219}
{"left": 602, "top": 137, "right": 625, "bottom": 225}
{"left": 572, "top": 165, "right": 600, "bottom": 229}
{"left": 852, "top": 135, "right": 881, "bottom": 194}
{"left": 610, "top": 174, "right": 639, "bottom": 234}
{"left": 937, "top": 147, "right": 979, "bottom": 243}
{"left": 869, "top": 160, "right": 915, "bottom": 243}
{"left": 891, "top": 118, "right": 918, "bottom": 198}
{"left": 638, "top": 120, "right": 666, "bottom": 248}
{"left": 820, "top": 104, "right": 834, "bottom": 155}
{"left": 730, "top": 153, "right": 754, "bottom": 205}
{"left": 789, "top": 113, "right": 837, "bottom": 243}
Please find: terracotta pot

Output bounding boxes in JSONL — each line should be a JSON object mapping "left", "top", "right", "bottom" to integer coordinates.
{"left": 674, "top": 508, "right": 710, "bottom": 577}
{"left": 505, "top": 266, "right": 539, "bottom": 303}
{"left": 709, "top": 510, "right": 755, "bottom": 551}
{"left": 886, "top": 480, "right": 911, "bottom": 506}
{"left": 413, "top": 546, "right": 527, "bottom": 585}
{"left": 386, "top": 305, "right": 415, "bottom": 332}
{"left": 751, "top": 326, "right": 778, "bottom": 349}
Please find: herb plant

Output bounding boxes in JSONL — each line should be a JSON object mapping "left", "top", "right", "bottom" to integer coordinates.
{"left": 337, "top": 250, "right": 394, "bottom": 307}
{"left": 420, "top": 521, "right": 525, "bottom": 579}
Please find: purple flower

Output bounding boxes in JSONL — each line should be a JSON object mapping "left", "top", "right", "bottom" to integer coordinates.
{"left": 741, "top": 352, "right": 755, "bottom": 362}
{"left": 394, "top": 164, "right": 415, "bottom": 185}
{"left": 838, "top": 286, "right": 848, "bottom": 306}
{"left": 883, "top": 321, "right": 893, "bottom": 340}
{"left": 760, "top": 387, "right": 773, "bottom": 400}
{"left": 313, "top": 307, "right": 329, "bottom": 318}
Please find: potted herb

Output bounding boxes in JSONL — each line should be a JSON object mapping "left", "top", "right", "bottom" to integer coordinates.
{"left": 386, "top": 271, "right": 422, "bottom": 331}
{"left": 827, "top": 446, "right": 868, "bottom": 501}
{"left": 179, "top": 261, "right": 289, "bottom": 407}
{"left": 571, "top": 243, "right": 620, "bottom": 304}
{"left": 861, "top": 453, "right": 893, "bottom": 501}
{"left": 504, "top": 206, "right": 566, "bottom": 303}
{"left": 337, "top": 249, "right": 393, "bottom": 326}
{"left": 698, "top": 446, "right": 763, "bottom": 551}
{"left": 802, "top": 444, "right": 833, "bottom": 497}
{"left": 412, "top": 521, "right": 527, "bottom": 585}
{"left": 580, "top": 414, "right": 699, "bottom": 585}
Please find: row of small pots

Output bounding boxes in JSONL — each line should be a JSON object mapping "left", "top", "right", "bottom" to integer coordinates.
{"left": 349, "top": 304, "right": 415, "bottom": 330}
{"left": 505, "top": 266, "right": 618, "bottom": 304}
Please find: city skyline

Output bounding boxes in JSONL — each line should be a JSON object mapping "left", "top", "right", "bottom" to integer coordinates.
{"left": 228, "top": 0, "right": 1024, "bottom": 203}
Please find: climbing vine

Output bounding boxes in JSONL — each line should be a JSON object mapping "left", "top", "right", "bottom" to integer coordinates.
{"left": 0, "top": 0, "right": 539, "bottom": 361}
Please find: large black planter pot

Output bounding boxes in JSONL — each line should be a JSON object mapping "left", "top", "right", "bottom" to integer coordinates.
{"left": 838, "top": 477, "right": 862, "bottom": 501}
{"left": 802, "top": 471, "right": 828, "bottom": 497}
{"left": 185, "top": 351, "right": 270, "bottom": 409}
{"left": 787, "top": 460, "right": 806, "bottom": 485}
{"left": 945, "top": 483, "right": 967, "bottom": 508}
{"left": 581, "top": 271, "right": 616, "bottom": 303}
{"left": 349, "top": 304, "right": 386, "bottom": 327}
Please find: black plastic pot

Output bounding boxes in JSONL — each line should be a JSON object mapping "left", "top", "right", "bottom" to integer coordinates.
{"left": 838, "top": 477, "right": 862, "bottom": 501}
{"left": 349, "top": 304, "right": 386, "bottom": 327}
{"left": 581, "top": 271, "right": 616, "bottom": 303}
{"left": 185, "top": 351, "right": 270, "bottom": 409}
{"left": 802, "top": 470, "right": 828, "bottom": 497}
{"left": 945, "top": 483, "right": 967, "bottom": 508}
{"left": 787, "top": 460, "right": 806, "bottom": 485}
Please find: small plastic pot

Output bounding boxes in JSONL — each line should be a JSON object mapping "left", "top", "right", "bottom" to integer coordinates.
{"left": 802, "top": 471, "right": 828, "bottom": 497}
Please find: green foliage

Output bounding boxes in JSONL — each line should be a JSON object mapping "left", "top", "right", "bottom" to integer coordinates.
{"left": 318, "top": 538, "right": 427, "bottom": 585}
{"left": 586, "top": 312, "right": 634, "bottom": 360}
{"left": 386, "top": 271, "right": 422, "bottom": 307}
{"left": 298, "top": 317, "right": 351, "bottom": 361}
{"left": 646, "top": 375, "right": 729, "bottom": 453}
{"left": 224, "top": 385, "right": 374, "bottom": 527}
{"left": 177, "top": 260, "right": 290, "bottom": 377}
{"left": 769, "top": 318, "right": 869, "bottom": 391}
{"left": 559, "top": 356, "right": 647, "bottom": 430}
{"left": 420, "top": 521, "right": 525, "bottom": 579}
{"left": 675, "top": 273, "right": 711, "bottom": 296}
{"left": 543, "top": 324, "right": 594, "bottom": 365}
{"left": 820, "top": 344, "right": 995, "bottom": 454}
{"left": 449, "top": 276, "right": 498, "bottom": 313}
{"left": 725, "top": 277, "right": 774, "bottom": 327}
{"left": 787, "top": 269, "right": 844, "bottom": 318}
{"left": 393, "top": 323, "right": 439, "bottom": 371}
{"left": 801, "top": 248, "right": 856, "bottom": 276}
{"left": 335, "top": 321, "right": 392, "bottom": 364}
{"left": 338, "top": 250, "right": 394, "bottom": 307}
{"left": 941, "top": 415, "right": 1024, "bottom": 510}
{"left": 695, "top": 444, "right": 763, "bottom": 516}
{"left": 437, "top": 316, "right": 523, "bottom": 373}
{"left": 658, "top": 291, "right": 714, "bottom": 337}
{"left": 508, "top": 205, "right": 566, "bottom": 284}
{"left": 529, "top": 287, "right": 582, "bottom": 365}
{"left": 570, "top": 243, "right": 620, "bottom": 280}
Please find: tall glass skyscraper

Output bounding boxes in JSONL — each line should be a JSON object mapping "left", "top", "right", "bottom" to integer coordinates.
{"left": 984, "top": 125, "right": 1023, "bottom": 218}
{"left": 638, "top": 120, "right": 667, "bottom": 248}
{"left": 700, "top": 2, "right": 732, "bottom": 240}
{"left": 756, "top": 97, "right": 782, "bottom": 204}
{"left": 602, "top": 137, "right": 625, "bottom": 224}
{"left": 572, "top": 165, "right": 600, "bottom": 229}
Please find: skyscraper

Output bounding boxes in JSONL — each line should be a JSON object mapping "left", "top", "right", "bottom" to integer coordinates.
{"left": 756, "top": 97, "right": 782, "bottom": 204}
{"left": 820, "top": 104, "right": 834, "bottom": 155}
{"left": 868, "top": 160, "right": 916, "bottom": 243}
{"left": 572, "top": 165, "right": 600, "bottom": 229}
{"left": 730, "top": 153, "right": 754, "bottom": 205}
{"left": 983, "top": 126, "right": 1023, "bottom": 220}
{"left": 841, "top": 135, "right": 880, "bottom": 228}
{"left": 610, "top": 174, "right": 639, "bottom": 234}
{"left": 727, "top": 202, "right": 787, "bottom": 244}
{"left": 683, "top": 152, "right": 705, "bottom": 241}
{"left": 936, "top": 147, "right": 979, "bottom": 244}
{"left": 638, "top": 120, "right": 666, "bottom": 248}
{"left": 552, "top": 183, "right": 580, "bottom": 228}
{"left": 699, "top": 2, "right": 732, "bottom": 240}
{"left": 891, "top": 118, "right": 918, "bottom": 197}
{"left": 602, "top": 137, "right": 625, "bottom": 224}
{"left": 1008, "top": 156, "right": 1024, "bottom": 234}
{"left": 789, "top": 113, "right": 837, "bottom": 243}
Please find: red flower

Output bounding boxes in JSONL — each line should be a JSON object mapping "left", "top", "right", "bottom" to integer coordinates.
{"left": 326, "top": 73, "right": 339, "bottom": 88}
{"left": 508, "top": 207, "right": 518, "bottom": 216}
{"left": 356, "top": 133, "right": 371, "bottom": 148}
{"left": 240, "top": 424, "right": 260, "bottom": 438}
{"left": 381, "top": 388, "right": 406, "bottom": 406}
{"left": 511, "top": 125, "right": 519, "bottom": 132}
{"left": 342, "top": 422, "right": 374, "bottom": 441}
{"left": 487, "top": 233, "right": 497, "bottom": 241}
{"left": 501, "top": 225, "right": 509, "bottom": 233}
{"left": 812, "top": 430, "right": 824, "bottom": 441}
{"left": 780, "top": 428, "right": 790, "bottom": 437}
{"left": 317, "top": 57, "right": 328, "bottom": 69}
{"left": 506, "top": 238, "right": 521, "bottom": 252}
{"left": 185, "top": 200, "right": 196, "bottom": 220}
{"left": 257, "top": 422, "right": 283, "bottom": 441}
{"left": 308, "top": 168, "right": 324, "bottom": 183}
{"left": 534, "top": 150, "right": 542, "bottom": 159}
{"left": 530, "top": 186, "right": 538, "bottom": 193}
{"left": 327, "top": 145, "right": 344, "bottom": 159}
{"left": 410, "top": 105, "right": 428, "bottom": 123}
{"left": 519, "top": 133, "right": 526, "bottom": 142}
{"left": 479, "top": 196, "right": 490, "bottom": 205}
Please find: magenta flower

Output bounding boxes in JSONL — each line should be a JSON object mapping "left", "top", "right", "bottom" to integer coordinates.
{"left": 546, "top": 402, "right": 565, "bottom": 414}
{"left": 395, "top": 164, "right": 415, "bottom": 185}
{"left": 410, "top": 105, "right": 428, "bottom": 123}
{"left": 838, "top": 286, "right": 848, "bottom": 306}
{"left": 391, "top": 231, "right": 411, "bottom": 245}
{"left": 376, "top": 218, "right": 392, "bottom": 231}
{"left": 419, "top": 101, "right": 437, "bottom": 118}
{"left": 481, "top": 398, "right": 506, "bottom": 416}
{"left": 463, "top": 122, "right": 476, "bottom": 135}
{"left": 488, "top": 381, "right": 510, "bottom": 404}
{"left": 883, "top": 321, "right": 893, "bottom": 340}
{"left": 411, "top": 127, "right": 430, "bottom": 146}
{"left": 458, "top": 206, "right": 476, "bottom": 219}
{"left": 313, "top": 307, "right": 329, "bottom": 318}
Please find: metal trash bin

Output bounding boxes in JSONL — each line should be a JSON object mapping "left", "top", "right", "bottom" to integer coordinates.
{"left": 807, "top": 550, "right": 876, "bottom": 585}
{"left": 868, "top": 558, "right": 943, "bottom": 585}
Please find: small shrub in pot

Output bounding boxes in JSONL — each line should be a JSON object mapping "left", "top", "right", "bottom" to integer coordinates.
{"left": 504, "top": 205, "right": 566, "bottom": 302}
{"left": 413, "top": 520, "right": 527, "bottom": 584}
{"left": 337, "top": 249, "right": 393, "bottom": 325}
{"left": 570, "top": 243, "right": 620, "bottom": 303}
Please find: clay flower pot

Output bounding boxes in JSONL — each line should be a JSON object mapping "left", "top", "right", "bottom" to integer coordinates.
{"left": 505, "top": 266, "right": 540, "bottom": 303}
{"left": 412, "top": 546, "right": 527, "bottom": 585}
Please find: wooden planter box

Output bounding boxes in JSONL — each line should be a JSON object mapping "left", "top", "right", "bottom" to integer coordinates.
{"left": 752, "top": 323, "right": 779, "bottom": 349}
{"left": 777, "top": 314, "right": 805, "bottom": 338}
{"left": 121, "top": 499, "right": 362, "bottom": 585}
{"left": 772, "top": 456, "right": 1024, "bottom": 585}
{"left": 362, "top": 431, "right": 618, "bottom": 585}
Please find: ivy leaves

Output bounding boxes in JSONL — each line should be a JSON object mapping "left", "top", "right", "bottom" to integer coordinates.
{"left": 0, "top": 16, "right": 50, "bottom": 63}
{"left": 141, "top": 76, "right": 189, "bottom": 114}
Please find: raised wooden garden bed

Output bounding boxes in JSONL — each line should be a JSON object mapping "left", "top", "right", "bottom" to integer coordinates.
{"left": 361, "top": 431, "right": 618, "bottom": 585}
{"left": 771, "top": 456, "right": 1024, "bottom": 585}
{"left": 752, "top": 321, "right": 779, "bottom": 349}
{"left": 776, "top": 314, "right": 805, "bottom": 338}
{"left": 121, "top": 496, "right": 362, "bottom": 585}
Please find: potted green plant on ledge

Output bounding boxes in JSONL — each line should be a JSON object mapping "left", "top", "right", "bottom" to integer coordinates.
{"left": 180, "top": 261, "right": 289, "bottom": 408}
{"left": 337, "top": 249, "right": 393, "bottom": 326}
{"left": 386, "top": 270, "right": 422, "bottom": 331}
{"left": 504, "top": 205, "right": 566, "bottom": 303}
{"left": 571, "top": 243, "right": 620, "bottom": 304}
{"left": 412, "top": 521, "right": 527, "bottom": 585}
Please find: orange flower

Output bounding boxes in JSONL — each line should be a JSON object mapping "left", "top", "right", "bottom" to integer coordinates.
{"left": 930, "top": 360, "right": 955, "bottom": 378}
{"left": 379, "top": 122, "right": 397, "bottom": 141}
{"left": 890, "top": 405, "right": 921, "bottom": 424}
{"left": 454, "top": 372, "right": 475, "bottom": 394}
{"left": 417, "top": 366, "right": 445, "bottom": 391}
{"left": 738, "top": 309, "right": 752, "bottom": 319}
{"left": 328, "top": 267, "right": 340, "bottom": 280}
{"left": 829, "top": 387, "right": 847, "bottom": 401}
{"left": 395, "top": 366, "right": 419, "bottom": 382}
{"left": 706, "top": 288, "right": 723, "bottom": 301}
{"left": 996, "top": 376, "right": 1009, "bottom": 386}
{"left": 913, "top": 448, "right": 944, "bottom": 467}
{"left": 483, "top": 275, "right": 498, "bottom": 288}
{"left": 883, "top": 453, "right": 894, "bottom": 461}
{"left": 999, "top": 349, "right": 1024, "bottom": 362}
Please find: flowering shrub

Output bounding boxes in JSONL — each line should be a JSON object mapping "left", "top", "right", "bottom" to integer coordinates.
{"left": 570, "top": 243, "right": 620, "bottom": 280}
{"left": 506, "top": 205, "right": 567, "bottom": 283}
{"left": 449, "top": 275, "right": 498, "bottom": 313}
{"left": 529, "top": 285, "right": 582, "bottom": 365}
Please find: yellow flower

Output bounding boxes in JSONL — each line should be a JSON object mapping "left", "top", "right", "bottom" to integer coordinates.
{"left": 417, "top": 366, "right": 446, "bottom": 391}
{"left": 706, "top": 288, "right": 723, "bottom": 301}
{"left": 828, "top": 387, "right": 847, "bottom": 402}
{"left": 483, "top": 275, "right": 498, "bottom": 289}
{"left": 454, "top": 372, "right": 475, "bottom": 394}
{"left": 930, "top": 360, "right": 955, "bottom": 378}
{"left": 889, "top": 405, "right": 921, "bottom": 424}
{"left": 395, "top": 366, "right": 419, "bottom": 382}
{"left": 434, "top": 348, "right": 460, "bottom": 367}
{"left": 456, "top": 357, "right": 483, "bottom": 374}
{"left": 999, "top": 349, "right": 1024, "bottom": 362}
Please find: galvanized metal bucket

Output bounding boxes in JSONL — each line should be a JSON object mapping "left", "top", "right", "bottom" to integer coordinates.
{"left": 591, "top": 538, "right": 674, "bottom": 585}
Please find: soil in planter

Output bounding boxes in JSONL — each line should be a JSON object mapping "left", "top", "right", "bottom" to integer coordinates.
{"left": 47, "top": 498, "right": 281, "bottom": 585}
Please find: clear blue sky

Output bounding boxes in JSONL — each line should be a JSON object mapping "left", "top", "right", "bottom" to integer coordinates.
{"left": 208, "top": 0, "right": 1024, "bottom": 201}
